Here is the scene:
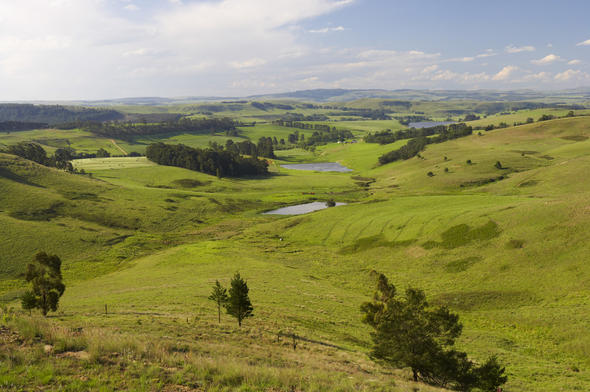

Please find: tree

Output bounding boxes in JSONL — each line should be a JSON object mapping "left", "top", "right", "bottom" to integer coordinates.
{"left": 361, "top": 272, "right": 462, "bottom": 385}
{"left": 475, "top": 356, "right": 508, "bottom": 392}
{"left": 225, "top": 272, "right": 253, "bottom": 327}
{"left": 21, "top": 252, "right": 66, "bottom": 316}
{"left": 20, "top": 290, "right": 37, "bottom": 315}
{"left": 360, "top": 272, "right": 507, "bottom": 391}
{"left": 208, "top": 280, "right": 228, "bottom": 323}
{"left": 8, "top": 142, "right": 48, "bottom": 165}
{"left": 96, "top": 148, "right": 110, "bottom": 158}
{"left": 495, "top": 161, "right": 503, "bottom": 169}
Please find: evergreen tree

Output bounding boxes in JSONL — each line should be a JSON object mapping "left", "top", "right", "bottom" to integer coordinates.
{"left": 21, "top": 252, "right": 66, "bottom": 316}
{"left": 361, "top": 272, "right": 507, "bottom": 390}
{"left": 208, "top": 280, "right": 228, "bottom": 323}
{"left": 225, "top": 272, "right": 253, "bottom": 327}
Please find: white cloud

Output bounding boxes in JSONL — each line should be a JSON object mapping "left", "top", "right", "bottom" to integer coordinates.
{"left": 531, "top": 54, "right": 561, "bottom": 65}
{"left": 229, "top": 58, "right": 267, "bottom": 69}
{"left": 492, "top": 65, "right": 518, "bottom": 80}
{"left": 568, "top": 59, "right": 582, "bottom": 65}
{"left": 522, "top": 72, "right": 551, "bottom": 81}
{"left": 447, "top": 56, "right": 475, "bottom": 63}
{"left": 0, "top": 0, "right": 586, "bottom": 99}
{"left": 554, "top": 69, "right": 590, "bottom": 81}
{"left": 576, "top": 39, "right": 590, "bottom": 46}
{"left": 124, "top": 4, "right": 139, "bottom": 11}
{"left": 505, "top": 44, "right": 535, "bottom": 53}
{"left": 476, "top": 49, "right": 496, "bottom": 58}
{"left": 411, "top": 67, "right": 490, "bottom": 84}
{"left": 309, "top": 26, "right": 345, "bottom": 33}
{"left": 421, "top": 64, "right": 439, "bottom": 74}
{"left": 0, "top": 0, "right": 356, "bottom": 99}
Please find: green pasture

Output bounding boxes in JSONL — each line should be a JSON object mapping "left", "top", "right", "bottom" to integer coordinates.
{"left": 466, "top": 109, "right": 590, "bottom": 128}
{"left": 2, "top": 111, "right": 590, "bottom": 390}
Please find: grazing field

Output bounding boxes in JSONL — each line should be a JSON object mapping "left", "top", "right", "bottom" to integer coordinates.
{"left": 1, "top": 106, "right": 590, "bottom": 390}
{"left": 466, "top": 108, "right": 590, "bottom": 128}
{"left": 73, "top": 157, "right": 156, "bottom": 171}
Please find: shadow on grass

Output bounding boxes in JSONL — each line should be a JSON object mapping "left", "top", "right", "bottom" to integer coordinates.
{"left": 0, "top": 167, "right": 45, "bottom": 188}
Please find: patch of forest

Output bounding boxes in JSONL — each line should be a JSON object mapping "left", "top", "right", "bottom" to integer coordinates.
{"left": 378, "top": 123, "right": 473, "bottom": 165}
{"left": 69, "top": 118, "right": 238, "bottom": 140}
{"left": 146, "top": 142, "right": 269, "bottom": 177}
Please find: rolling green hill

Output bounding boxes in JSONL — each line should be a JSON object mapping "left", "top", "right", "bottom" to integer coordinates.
{"left": 1, "top": 113, "right": 590, "bottom": 390}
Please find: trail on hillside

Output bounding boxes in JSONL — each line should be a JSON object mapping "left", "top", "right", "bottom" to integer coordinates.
{"left": 110, "top": 139, "right": 127, "bottom": 155}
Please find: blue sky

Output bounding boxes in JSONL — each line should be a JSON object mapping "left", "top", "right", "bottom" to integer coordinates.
{"left": 1, "top": 0, "right": 589, "bottom": 100}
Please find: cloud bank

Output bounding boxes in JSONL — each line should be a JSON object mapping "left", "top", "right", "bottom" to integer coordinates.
{"left": 0, "top": 1, "right": 588, "bottom": 100}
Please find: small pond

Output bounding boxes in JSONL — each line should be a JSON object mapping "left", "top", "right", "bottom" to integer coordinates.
{"left": 408, "top": 121, "right": 456, "bottom": 128}
{"left": 264, "top": 201, "right": 347, "bottom": 215}
{"left": 281, "top": 162, "right": 352, "bottom": 172}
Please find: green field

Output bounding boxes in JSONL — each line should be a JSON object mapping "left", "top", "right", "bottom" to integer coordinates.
{"left": 1, "top": 104, "right": 590, "bottom": 390}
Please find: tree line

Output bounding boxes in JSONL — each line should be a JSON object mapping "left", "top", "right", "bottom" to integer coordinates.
{"left": 221, "top": 137, "right": 275, "bottom": 159}
{"left": 145, "top": 142, "right": 269, "bottom": 178}
{"left": 378, "top": 123, "right": 473, "bottom": 165}
{"left": 2, "top": 142, "right": 126, "bottom": 173}
{"left": 269, "top": 123, "right": 354, "bottom": 148}
{"left": 272, "top": 119, "right": 332, "bottom": 132}
{"left": 273, "top": 113, "right": 329, "bottom": 122}
{"left": 0, "top": 103, "right": 122, "bottom": 124}
{"left": 4, "top": 142, "right": 76, "bottom": 172}
{"left": 0, "top": 121, "right": 49, "bottom": 132}
{"left": 67, "top": 117, "right": 238, "bottom": 141}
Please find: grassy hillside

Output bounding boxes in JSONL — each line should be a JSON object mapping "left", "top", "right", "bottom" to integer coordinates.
{"left": 1, "top": 114, "right": 590, "bottom": 390}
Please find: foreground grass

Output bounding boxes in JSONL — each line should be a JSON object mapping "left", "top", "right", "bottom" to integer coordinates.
{"left": 0, "top": 309, "right": 445, "bottom": 392}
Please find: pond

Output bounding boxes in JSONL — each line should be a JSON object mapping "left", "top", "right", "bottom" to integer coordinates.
{"left": 263, "top": 201, "right": 347, "bottom": 215}
{"left": 281, "top": 162, "right": 352, "bottom": 172}
{"left": 408, "top": 121, "right": 456, "bottom": 128}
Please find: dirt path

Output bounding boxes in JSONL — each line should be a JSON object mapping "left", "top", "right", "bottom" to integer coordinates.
{"left": 110, "top": 139, "right": 128, "bottom": 155}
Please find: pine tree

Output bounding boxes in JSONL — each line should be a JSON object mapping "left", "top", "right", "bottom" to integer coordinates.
{"left": 225, "top": 272, "right": 253, "bottom": 327}
{"left": 361, "top": 271, "right": 507, "bottom": 390}
{"left": 208, "top": 280, "right": 228, "bottom": 323}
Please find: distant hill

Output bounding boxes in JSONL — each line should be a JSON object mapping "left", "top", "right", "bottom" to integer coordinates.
{"left": 249, "top": 88, "right": 590, "bottom": 103}
{"left": 94, "top": 88, "right": 590, "bottom": 106}
{"left": 3, "top": 88, "right": 589, "bottom": 108}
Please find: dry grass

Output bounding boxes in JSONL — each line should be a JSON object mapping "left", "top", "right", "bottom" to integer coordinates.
{"left": 0, "top": 308, "right": 446, "bottom": 391}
